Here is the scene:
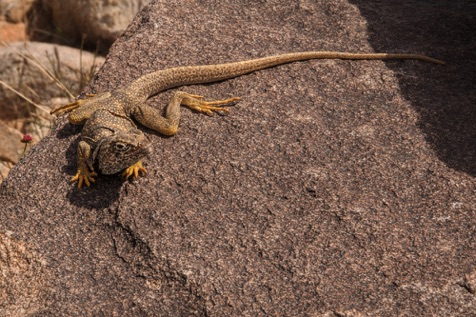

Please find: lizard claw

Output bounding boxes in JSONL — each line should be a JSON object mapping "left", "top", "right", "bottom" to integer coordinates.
{"left": 122, "top": 161, "right": 147, "bottom": 180}
{"left": 71, "top": 167, "right": 97, "bottom": 188}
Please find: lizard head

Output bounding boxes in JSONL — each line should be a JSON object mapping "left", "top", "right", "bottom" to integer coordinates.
{"left": 96, "top": 129, "right": 151, "bottom": 175}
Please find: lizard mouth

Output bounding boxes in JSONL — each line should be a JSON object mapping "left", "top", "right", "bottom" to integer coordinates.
{"left": 140, "top": 138, "right": 153, "bottom": 156}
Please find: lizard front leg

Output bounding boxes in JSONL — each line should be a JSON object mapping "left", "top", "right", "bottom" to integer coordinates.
{"left": 121, "top": 161, "right": 147, "bottom": 180}
{"left": 50, "top": 92, "right": 112, "bottom": 124}
{"left": 131, "top": 91, "right": 240, "bottom": 136}
{"left": 71, "top": 140, "right": 98, "bottom": 188}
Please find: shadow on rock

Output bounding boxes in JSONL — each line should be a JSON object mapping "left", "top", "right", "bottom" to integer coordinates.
{"left": 350, "top": 0, "right": 476, "bottom": 176}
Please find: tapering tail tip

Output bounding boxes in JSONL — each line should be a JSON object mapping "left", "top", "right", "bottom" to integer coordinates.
{"left": 431, "top": 57, "right": 446, "bottom": 65}
{"left": 412, "top": 54, "right": 445, "bottom": 65}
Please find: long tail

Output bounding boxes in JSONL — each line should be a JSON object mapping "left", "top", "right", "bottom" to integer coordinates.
{"left": 129, "top": 51, "right": 445, "bottom": 97}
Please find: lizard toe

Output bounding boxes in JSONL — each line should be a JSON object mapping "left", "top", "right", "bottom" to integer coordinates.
{"left": 122, "top": 161, "right": 147, "bottom": 180}
{"left": 71, "top": 169, "right": 97, "bottom": 188}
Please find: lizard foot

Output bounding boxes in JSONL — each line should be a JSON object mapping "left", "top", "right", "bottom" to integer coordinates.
{"left": 122, "top": 161, "right": 147, "bottom": 180}
{"left": 71, "top": 165, "right": 98, "bottom": 188}
{"left": 50, "top": 94, "right": 97, "bottom": 116}
{"left": 180, "top": 93, "right": 241, "bottom": 116}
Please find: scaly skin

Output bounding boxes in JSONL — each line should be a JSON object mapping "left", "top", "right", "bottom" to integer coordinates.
{"left": 50, "top": 51, "right": 444, "bottom": 188}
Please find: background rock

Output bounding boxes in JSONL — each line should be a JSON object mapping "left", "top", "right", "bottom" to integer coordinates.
{"left": 0, "top": 0, "right": 34, "bottom": 23}
{"left": 0, "top": 121, "right": 22, "bottom": 181}
{"left": 0, "top": 0, "right": 32, "bottom": 44}
{"left": 29, "top": 0, "right": 152, "bottom": 50}
{"left": 1, "top": 0, "right": 475, "bottom": 316}
{"left": 0, "top": 41, "right": 104, "bottom": 112}
{"left": 0, "top": 21, "right": 27, "bottom": 42}
{"left": 0, "top": 121, "right": 22, "bottom": 163}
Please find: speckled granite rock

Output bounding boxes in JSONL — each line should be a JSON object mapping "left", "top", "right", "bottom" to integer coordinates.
{"left": 1, "top": 0, "right": 475, "bottom": 316}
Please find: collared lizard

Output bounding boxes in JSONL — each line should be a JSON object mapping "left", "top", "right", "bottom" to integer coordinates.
{"left": 50, "top": 51, "right": 444, "bottom": 188}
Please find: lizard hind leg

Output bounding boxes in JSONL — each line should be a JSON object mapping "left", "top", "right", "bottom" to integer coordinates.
{"left": 50, "top": 92, "right": 112, "bottom": 123}
{"left": 132, "top": 91, "right": 240, "bottom": 137}
{"left": 177, "top": 91, "right": 241, "bottom": 116}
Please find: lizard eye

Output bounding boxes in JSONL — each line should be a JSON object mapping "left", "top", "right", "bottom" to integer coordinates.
{"left": 115, "top": 142, "right": 128, "bottom": 151}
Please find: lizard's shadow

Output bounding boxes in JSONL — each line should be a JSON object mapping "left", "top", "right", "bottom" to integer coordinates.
{"left": 54, "top": 120, "right": 82, "bottom": 139}
{"left": 65, "top": 173, "right": 124, "bottom": 209}
{"left": 63, "top": 137, "right": 124, "bottom": 208}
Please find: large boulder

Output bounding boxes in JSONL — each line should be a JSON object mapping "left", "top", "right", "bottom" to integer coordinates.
{"left": 1, "top": 0, "right": 475, "bottom": 316}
